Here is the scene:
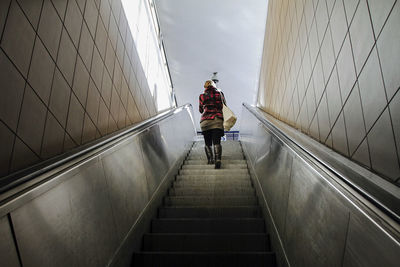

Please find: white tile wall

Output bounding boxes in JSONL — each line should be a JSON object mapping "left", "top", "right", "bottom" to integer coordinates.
{"left": 0, "top": 0, "right": 158, "bottom": 177}
{"left": 258, "top": 0, "right": 400, "bottom": 184}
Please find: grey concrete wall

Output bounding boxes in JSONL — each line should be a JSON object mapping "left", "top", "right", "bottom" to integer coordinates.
{"left": 258, "top": 0, "right": 400, "bottom": 185}
{"left": 0, "top": 0, "right": 158, "bottom": 177}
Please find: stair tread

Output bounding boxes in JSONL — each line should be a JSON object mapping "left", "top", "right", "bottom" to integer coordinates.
{"left": 169, "top": 188, "right": 255, "bottom": 196}
{"left": 180, "top": 169, "right": 248, "bottom": 174}
{"left": 170, "top": 185, "right": 254, "bottom": 192}
{"left": 173, "top": 184, "right": 252, "bottom": 188}
{"left": 185, "top": 160, "right": 247, "bottom": 164}
{"left": 164, "top": 196, "right": 258, "bottom": 206}
{"left": 152, "top": 218, "right": 266, "bottom": 233}
{"left": 161, "top": 205, "right": 261, "bottom": 207}
{"left": 135, "top": 251, "right": 274, "bottom": 254}
{"left": 173, "top": 181, "right": 252, "bottom": 185}
{"left": 133, "top": 251, "right": 276, "bottom": 267}
{"left": 188, "top": 156, "right": 244, "bottom": 160}
{"left": 171, "top": 186, "right": 253, "bottom": 190}
{"left": 176, "top": 174, "right": 250, "bottom": 178}
{"left": 182, "top": 164, "right": 247, "bottom": 169}
{"left": 153, "top": 218, "right": 264, "bottom": 221}
{"left": 171, "top": 183, "right": 253, "bottom": 187}
{"left": 173, "top": 183, "right": 252, "bottom": 188}
{"left": 143, "top": 233, "right": 270, "bottom": 252}
{"left": 174, "top": 179, "right": 251, "bottom": 183}
{"left": 169, "top": 194, "right": 256, "bottom": 197}
{"left": 145, "top": 233, "right": 269, "bottom": 237}
{"left": 144, "top": 233, "right": 269, "bottom": 236}
{"left": 165, "top": 197, "right": 257, "bottom": 200}
{"left": 176, "top": 175, "right": 251, "bottom": 179}
{"left": 159, "top": 206, "right": 262, "bottom": 218}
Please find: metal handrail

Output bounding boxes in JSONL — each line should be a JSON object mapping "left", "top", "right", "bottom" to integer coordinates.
{"left": 243, "top": 103, "right": 400, "bottom": 224}
{"left": 0, "top": 104, "right": 193, "bottom": 196}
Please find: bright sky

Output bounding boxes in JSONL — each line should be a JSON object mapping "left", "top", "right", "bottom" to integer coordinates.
{"left": 155, "top": 0, "right": 268, "bottom": 130}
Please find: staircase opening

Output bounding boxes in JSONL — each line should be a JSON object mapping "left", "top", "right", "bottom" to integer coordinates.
{"left": 133, "top": 140, "right": 276, "bottom": 266}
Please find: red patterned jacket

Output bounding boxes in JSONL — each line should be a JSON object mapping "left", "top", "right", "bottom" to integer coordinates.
{"left": 199, "top": 87, "right": 224, "bottom": 122}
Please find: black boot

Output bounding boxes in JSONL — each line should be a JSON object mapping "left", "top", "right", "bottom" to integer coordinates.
{"left": 205, "top": 146, "right": 214, "bottom": 164}
{"left": 214, "top": 144, "right": 222, "bottom": 169}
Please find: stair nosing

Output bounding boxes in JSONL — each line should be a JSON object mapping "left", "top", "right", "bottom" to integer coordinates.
{"left": 135, "top": 251, "right": 276, "bottom": 255}
{"left": 144, "top": 233, "right": 269, "bottom": 236}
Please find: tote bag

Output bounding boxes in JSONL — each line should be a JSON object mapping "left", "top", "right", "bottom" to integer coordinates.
{"left": 222, "top": 103, "right": 237, "bottom": 131}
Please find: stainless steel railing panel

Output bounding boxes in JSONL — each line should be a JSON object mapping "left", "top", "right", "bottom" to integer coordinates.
{"left": 240, "top": 104, "right": 400, "bottom": 267}
{"left": 256, "top": 137, "right": 292, "bottom": 238}
{"left": 284, "top": 156, "right": 350, "bottom": 266}
{"left": 101, "top": 138, "right": 150, "bottom": 242}
{"left": 0, "top": 216, "right": 20, "bottom": 267}
{"left": 0, "top": 105, "right": 196, "bottom": 267}
{"left": 12, "top": 157, "right": 119, "bottom": 266}
{"left": 343, "top": 210, "right": 400, "bottom": 266}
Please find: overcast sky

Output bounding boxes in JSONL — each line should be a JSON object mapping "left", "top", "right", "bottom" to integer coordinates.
{"left": 155, "top": 0, "right": 268, "bottom": 131}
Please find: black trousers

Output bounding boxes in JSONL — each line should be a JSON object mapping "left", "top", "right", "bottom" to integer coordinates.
{"left": 202, "top": 129, "right": 224, "bottom": 146}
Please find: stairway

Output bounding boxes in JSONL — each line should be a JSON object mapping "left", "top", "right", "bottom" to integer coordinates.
{"left": 133, "top": 141, "right": 276, "bottom": 266}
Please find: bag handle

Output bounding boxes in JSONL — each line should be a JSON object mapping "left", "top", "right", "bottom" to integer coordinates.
{"left": 219, "top": 90, "right": 227, "bottom": 105}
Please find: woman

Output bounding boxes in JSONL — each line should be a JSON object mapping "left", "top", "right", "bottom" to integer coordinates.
{"left": 199, "top": 80, "right": 225, "bottom": 169}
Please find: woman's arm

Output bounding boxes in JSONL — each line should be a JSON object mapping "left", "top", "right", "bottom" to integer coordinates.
{"left": 219, "top": 91, "right": 227, "bottom": 105}
{"left": 216, "top": 92, "right": 224, "bottom": 110}
{"left": 199, "top": 95, "right": 204, "bottom": 113}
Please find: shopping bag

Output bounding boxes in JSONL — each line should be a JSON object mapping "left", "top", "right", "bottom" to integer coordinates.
{"left": 222, "top": 104, "right": 237, "bottom": 131}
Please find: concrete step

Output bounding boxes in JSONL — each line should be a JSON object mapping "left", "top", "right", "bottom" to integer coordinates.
{"left": 193, "top": 140, "right": 241, "bottom": 145}
{"left": 171, "top": 186, "right": 254, "bottom": 195}
{"left": 193, "top": 140, "right": 240, "bottom": 144}
{"left": 188, "top": 154, "right": 244, "bottom": 158}
{"left": 191, "top": 144, "right": 242, "bottom": 150}
{"left": 189, "top": 151, "right": 243, "bottom": 157}
{"left": 179, "top": 169, "right": 248, "bottom": 175}
{"left": 169, "top": 187, "right": 255, "bottom": 196}
{"left": 164, "top": 196, "right": 258, "bottom": 206}
{"left": 185, "top": 159, "right": 247, "bottom": 165}
{"left": 171, "top": 184, "right": 254, "bottom": 192}
{"left": 151, "top": 218, "right": 265, "bottom": 233}
{"left": 188, "top": 155, "right": 245, "bottom": 160}
{"left": 143, "top": 233, "right": 270, "bottom": 252}
{"left": 192, "top": 141, "right": 242, "bottom": 146}
{"left": 190, "top": 148, "right": 243, "bottom": 153}
{"left": 173, "top": 180, "right": 252, "bottom": 188}
{"left": 172, "top": 185, "right": 253, "bottom": 192}
{"left": 191, "top": 145, "right": 242, "bottom": 151}
{"left": 182, "top": 164, "right": 248, "bottom": 169}
{"left": 158, "top": 206, "right": 262, "bottom": 218}
{"left": 133, "top": 252, "right": 276, "bottom": 267}
{"left": 176, "top": 174, "right": 250, "bottom": 180}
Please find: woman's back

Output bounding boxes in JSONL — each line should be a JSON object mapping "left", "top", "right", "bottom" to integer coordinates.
{"left": 199, "top": 87, "right": 223, "bottom": 122}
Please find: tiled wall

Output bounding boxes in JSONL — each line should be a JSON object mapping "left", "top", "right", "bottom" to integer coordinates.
{"left": 0, "top": 0, "right": 158, "bottom": 177}
{"left": 257, "top": 0, "right": 400, "bottom": 185}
